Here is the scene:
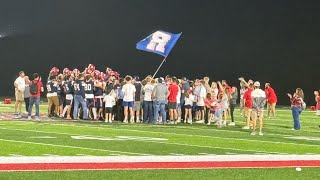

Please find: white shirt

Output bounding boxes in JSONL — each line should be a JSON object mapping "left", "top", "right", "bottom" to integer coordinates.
{"left": 143, "top": 84, "right": 154, "bottom": 101}
{"left": 177, "top": 86, "right": 181, "bottom": 104}
{"left": 122, "top": 83, "right": 136, "bottom": 102}
{"left": 104, "top": 95, "right": 116, "bottom": 108}
{"left": 197, "top": 85, "right": 207, "bottom": 106}
{"left": 14, "top": 76, "right": 25, "bottom": 92}
{"left": 185, "top": 94, "right": 194, "bottom": 106}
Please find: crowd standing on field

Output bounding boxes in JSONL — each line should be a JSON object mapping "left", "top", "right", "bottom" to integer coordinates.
{"left": 13, "top": 64, "right": 319, "bottom": 134}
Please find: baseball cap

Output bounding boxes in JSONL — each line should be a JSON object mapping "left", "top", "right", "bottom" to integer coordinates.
{"left": 181, "top": 77, "right": 187, "bottom": 81}
{"left": 254, "top": 81, "right": 260, "bottom": 87}
{"left": 134, "top": 76, "right": 140, "bottom": 81}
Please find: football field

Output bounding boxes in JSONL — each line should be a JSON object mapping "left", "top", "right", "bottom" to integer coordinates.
{"left": 0, "top": 104, "right": 320, "bottom": 179}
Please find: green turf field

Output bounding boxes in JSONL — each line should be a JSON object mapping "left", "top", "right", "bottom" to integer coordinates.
{"left": 0, "top": 103, "right": 319, "bottom": 179}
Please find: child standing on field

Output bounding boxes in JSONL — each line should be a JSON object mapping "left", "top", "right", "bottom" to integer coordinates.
{"left": 184, "top": 90, "right": 194, "bottom": 124}
{"left": 104, "top": 90, "right": 116, "bottom": 123}
{"left": 315, "top": 90, "right": 320, "bottom": 116}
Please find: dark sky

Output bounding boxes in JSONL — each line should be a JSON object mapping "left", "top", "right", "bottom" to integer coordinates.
{"left": 0, "top": 0, "right": 319, "bottom": 105}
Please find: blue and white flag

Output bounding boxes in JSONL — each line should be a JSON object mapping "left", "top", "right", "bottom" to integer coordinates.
{"left": 136, "top": 31, "right": 182, "bottom": 57}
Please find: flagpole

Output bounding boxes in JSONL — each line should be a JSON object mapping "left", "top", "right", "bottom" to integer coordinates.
{"left": 152, "top": 57, "right": 167, "bottom": 78}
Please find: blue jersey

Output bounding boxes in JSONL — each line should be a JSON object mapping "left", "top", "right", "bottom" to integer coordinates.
{"left": 63, "top": 81, "right": 73, "bottom": 94}
{"left": 94, "top": 86, "right": 104, "bottom": 97}
{"left": 46, "top": 81, "right": 58, "bottom": 93}
{"left": 73, "top": 80, "right": 85, "bottom": 96}
{"left": 84, "top": 80, "right": 94, "bottom": 95}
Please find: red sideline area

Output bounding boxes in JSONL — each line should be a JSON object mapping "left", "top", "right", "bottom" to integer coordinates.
{"left": 1, "top": 160, "right": 320, "bottom": 171}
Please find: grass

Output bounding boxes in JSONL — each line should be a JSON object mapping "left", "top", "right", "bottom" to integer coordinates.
{"left": 0, "top": 103, "right": 320, "bottom": 179}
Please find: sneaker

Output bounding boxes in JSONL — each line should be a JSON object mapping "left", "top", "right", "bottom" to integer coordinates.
{"left": 14, "top": 115, "right": 22, "bottom": 119}
{"left": 259, "top": 132, "right": 264, "bottom": 136}
{"left": 123, "top": 120, "right": 128, "bottom": 123}
{"left": 27, "top": 116, "right": 32, "bottom": 120}
{"left": 242, "top": 126, "right": 250, "bottom": 130}
{"left": 291, "top": 128, "right": 296, "bottom": 131}
{"left": 229, "top": 122, "right": 236, "bottom": 126}
{"left": 251, "top": 131, "right": 256, "bottom": 135}
{"left": 34, "top": 116, "right": 40, "bottom": 121}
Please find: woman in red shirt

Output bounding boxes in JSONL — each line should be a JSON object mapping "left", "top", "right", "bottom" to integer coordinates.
{"left": 287, "top": 88, "right": 304, "bottom": 130}
{"left": 265, "top": 83, "right": 277, "bottom": 118}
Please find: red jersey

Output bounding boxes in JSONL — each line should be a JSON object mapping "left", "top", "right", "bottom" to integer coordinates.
{"left": 204, "top": 98, "right": 213, "bottom": 108}
{"left": 168, "top": 84, "right": 179, "bottom": 102}
{"left": 243, "top": 88, "right": 253, "bottom": 108}
{"left": 31, "top": 80, "right": 43, "bottom": 97}
{"left": 265, "top": 87, "right": 277, "bottom": 104}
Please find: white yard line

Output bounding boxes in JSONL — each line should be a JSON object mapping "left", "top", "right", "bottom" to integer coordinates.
{"left": 0, "top": 155, "right": 320, "bottom": 163}
{"left": 0, "top": 127, "right": 267, "bottom": 154}
{"left": 45, "top": 123, "right": 320, "bottom": 148}
{"left": 0, "top": 138, "right": 150, "bottom": 156}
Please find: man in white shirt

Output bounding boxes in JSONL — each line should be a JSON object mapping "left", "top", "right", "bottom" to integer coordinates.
{"left": 122, "top": 76, "right": 136, "bottom": 123}
{"left": 14, "top": 71, "right": 26, "bottom": 117}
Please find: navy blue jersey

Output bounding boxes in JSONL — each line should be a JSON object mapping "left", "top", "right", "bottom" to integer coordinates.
{"left": 73, "top": 80, "right": 85, "bottom": 96}
{"left": 94, "top": 86, "right": 104, "bottom": 96}
{"left": 63, "top": 81, "right": 73, "bottom": 94}
{"left": 46, "top": 81, "right": 58, "bottom": 93}
{"left": 84, "top": 80, "right": 94, "bottom": 94}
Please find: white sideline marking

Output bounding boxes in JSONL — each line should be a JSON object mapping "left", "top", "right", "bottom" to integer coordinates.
{"left": 285, "top": 136, "right": 320, "bottom": 141}
{"left": 8, "top": 154, "right": 24, "bottom": 157}
{"left": 29, "top": 136, "right": 56, "bottom": 139}
{"left": 0, "top": 155, "right": 320, "bottom": 163}
{"left": 47, "top": 123, "right": 320, "bottom": 148}
{"left": 0, "top": 138, "right": 150, "bottom": 156}
{"left": 169, "top": 153, "right": 185, "bottom": 156}
{"left": 0, "top": 127, "right": 272, "bottom": 154}
{"left": 71, "top": 135, "right": 168, "bottom": 141}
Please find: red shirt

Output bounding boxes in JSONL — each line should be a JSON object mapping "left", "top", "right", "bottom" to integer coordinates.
{"left": 243, "top": 88, "right": 253, "bottom": 108}
{"left": 204, "top": 98, "right": 213, "bottom": 108}
{"left": 265, "top": 87, "right": 277, "bottom": 103}
{"left": 168, "top": 84, "right": 179, "bottom": 102}
{"left": 291, "top": 95, "right": 302, "bottom": 108}
{"left": 31, "top": 80, "right": 43, "bottom": 97}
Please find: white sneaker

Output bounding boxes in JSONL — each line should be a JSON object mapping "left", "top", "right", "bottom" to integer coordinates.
{"left": 251, "top": 131, "right": 256, "bottom": 135}
{"left": 242, "top": 126, "right": 250, "bottom": 130}
{"left": 123, "top": 120, "right": 128, "bottom": 123}
{"left": 14, "top": 115, "right": 22, "bottom": 119}
{"left": 259, "top": 132, "right": 264, "bottom": 136}
{"left": 28, "top": 116, "right": 32, "bottom": 120}
{"left": 229, "top": 122, "right": 236, "bottom": 126}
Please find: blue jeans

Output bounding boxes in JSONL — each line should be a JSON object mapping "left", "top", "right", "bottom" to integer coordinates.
{"left": 28, "top": 96, "right": 40, "bottom": 117}
{"left": 73, "top": 95, "right": 88, "bottom": 119}
{"left": 143, "top": 101, "right": 153, "bottom": 123}
{"left": 292, "top": 107, "right": 302, "bottom": 130}
{"left": 153, "top": 100, "right": 167, "bottom": 123}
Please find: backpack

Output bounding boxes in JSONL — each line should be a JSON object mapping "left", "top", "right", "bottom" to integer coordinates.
{"left": 29, "top": 81, "right": 39, "bottom": 95}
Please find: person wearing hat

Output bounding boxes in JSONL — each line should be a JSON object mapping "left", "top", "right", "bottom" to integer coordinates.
{"left": 250, "top": 81, "right": 266, "bottom": 136}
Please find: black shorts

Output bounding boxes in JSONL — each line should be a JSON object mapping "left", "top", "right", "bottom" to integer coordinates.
{"left": 66, "top": 100, "right": 73, "bottom": 106}
{"left": 185, "top": 105, "right": 192, "bottom": 109}
{"left": 94, "top": 98, "right": 103, "bottom": 108}
{"left": 197, "top": 106, "right": 204, "bottom": 111}
{"left": 168, "top": 102, "right": 177, "bottom": 110}
{"left": 59, "top": 96, "right": 64, "bottom": 106}
{"left": 105, "top": 107, "right": 113, "bottom": 113}
{"left": 86, "top": 98, "right": 94, "bottom": 108}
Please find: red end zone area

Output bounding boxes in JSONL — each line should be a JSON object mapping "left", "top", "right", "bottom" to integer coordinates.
{"left": 1, "top": 155, "right": 320, "bottom": 171}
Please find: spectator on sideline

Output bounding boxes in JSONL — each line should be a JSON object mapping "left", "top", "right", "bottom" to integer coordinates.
{"left": 24, "top": 76, "right": 31, "bottom": 114}
{"left": 46, "top": 76, "right": 59, "bottom": 117}
{"left": 239, "top": 82, "right": 246, "bottom": 117}
{"left": 242, "top": 83, "right": 254, "bottom": 129}
{"left": 287, "top": 88, "right": 304, "bottom": 130}
{"left": 133, "top": 76, "right": 142, "bottom": 122}
{"left": 265, "top": 83, "right": 278, "bottom": 118}
{"left": 14, "top": 71, "right": 26, "bottom": 117}
{"left": 180, "top": 77, "right": 190, "bottom": 122}
{"left": 122, "top": 76, "right": 136, "bottom": 123}
{"left": 73, "top": 74, "right": 89, "bottom": 120}
{"left": 28, "top": 73, "right": 44, "bottom": 120}
{"left": 251, "top": 81, "right": 266, "bottom": 135}
{"left": 315, "top": 90, "right": 320, "bottom": 116}
{"left": 229, "top": 86, "right": 238, "bottom": 126}
{"left": 184, "top": 90, "right": 194, "bottom": 124}
{"left": 167, "top": 77, "right": 179, "bottom": 124}
{"left": 152, "top": 77, "right": 168, "bottom": 124}
{"left": 143, "top": 77, "right": 155, "bottom": 123}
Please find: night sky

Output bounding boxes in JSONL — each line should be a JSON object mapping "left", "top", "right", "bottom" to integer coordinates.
{"left": 0, "top": 0, "right": 319, "bottom": 105}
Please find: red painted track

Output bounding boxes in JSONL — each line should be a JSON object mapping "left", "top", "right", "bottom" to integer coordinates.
{"left": 1, "top": 160, "right": 320, "bottom": 171}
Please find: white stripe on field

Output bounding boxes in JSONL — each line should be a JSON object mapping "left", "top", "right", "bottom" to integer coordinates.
{"left": 0, "top": 127, "right": 268, "bottom": 154}
{"left": 0, "top": 155, "right": 320, "bottom": 164}
{"left": 45, "top": 123, "right": 320, "bottom": 148}
{"left": 0, "top": 138, "right": 150, "bottom": 156}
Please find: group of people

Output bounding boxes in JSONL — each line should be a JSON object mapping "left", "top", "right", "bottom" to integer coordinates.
{"left": 13, "top": 64, "right": 319, "bottom": 135}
